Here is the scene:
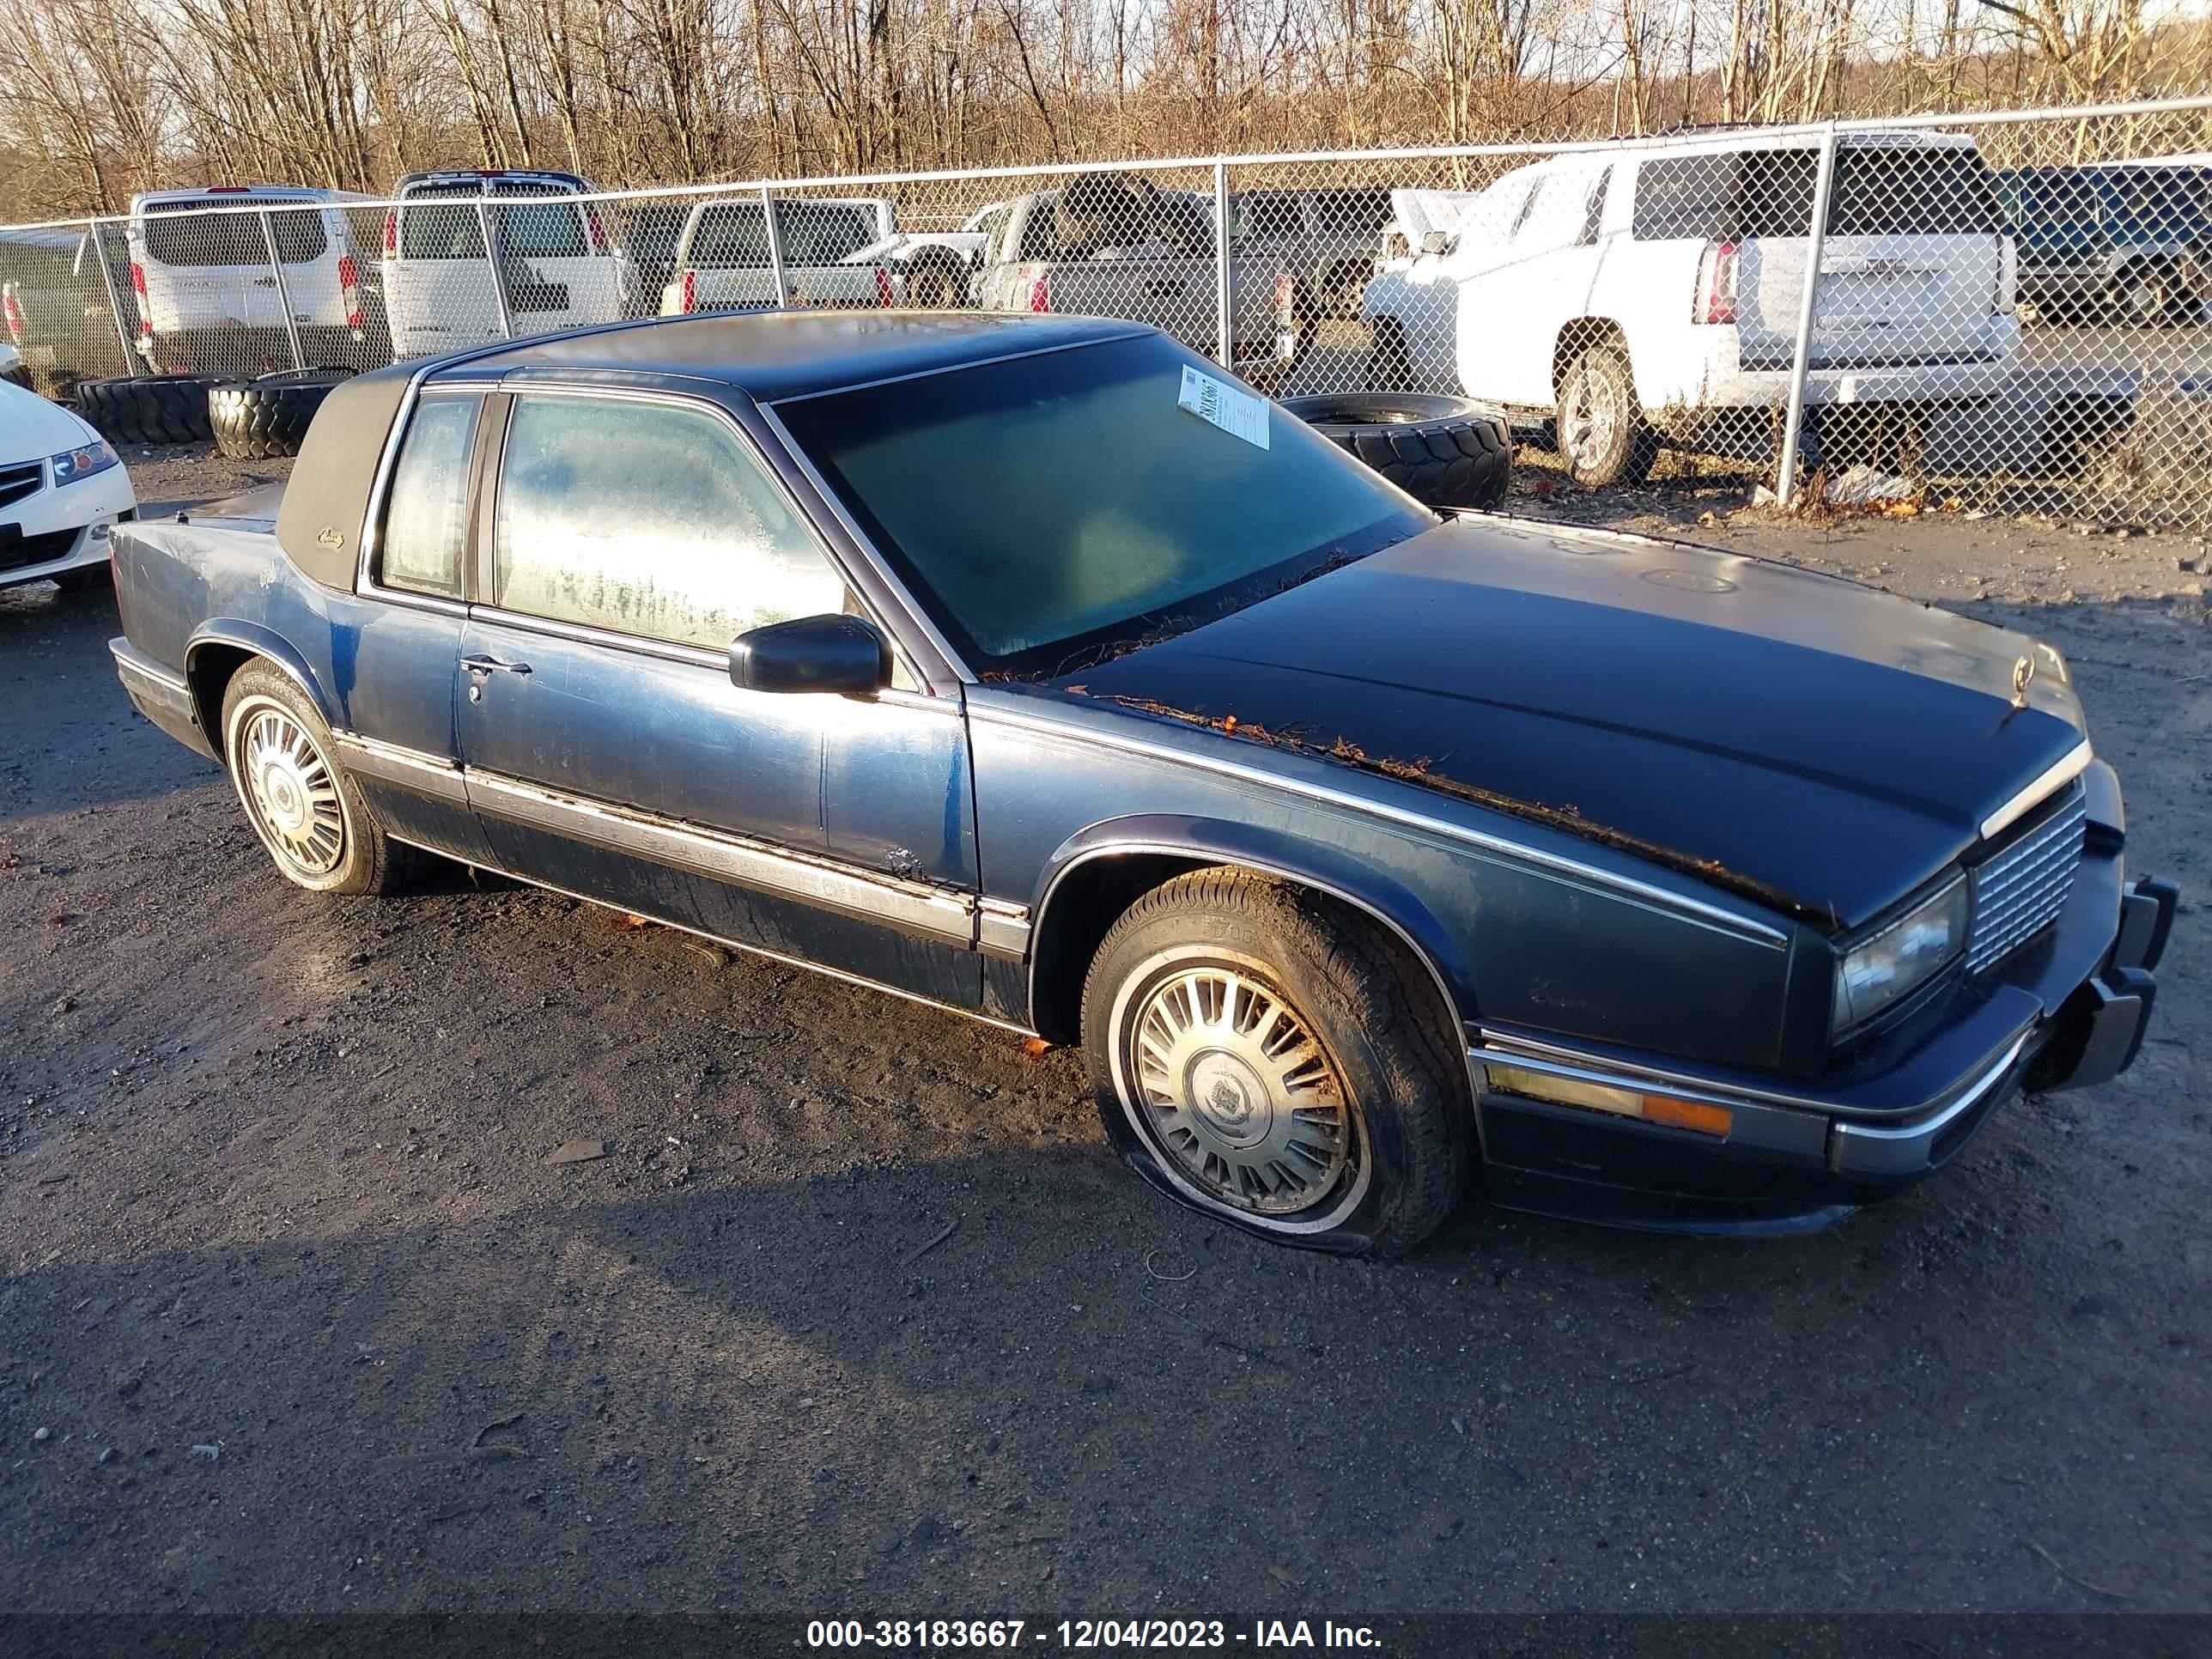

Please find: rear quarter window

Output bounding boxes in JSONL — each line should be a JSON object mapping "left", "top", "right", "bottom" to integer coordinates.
{"left": 379, "top": 396, "right": 481, "bottom": 598}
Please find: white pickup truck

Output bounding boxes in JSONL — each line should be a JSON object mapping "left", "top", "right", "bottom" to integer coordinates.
{"left": 659, "top": 197, "right": 990, "bottom": 314}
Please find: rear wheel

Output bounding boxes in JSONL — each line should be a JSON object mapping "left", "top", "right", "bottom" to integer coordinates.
{"left": 906, "top": 261, "right": 963, "bottom": 308}
{"left": 2114, "top": 266, "right": 2175, "bottom": 328}
{"left": 1554, "top": 344, "right": 1656, "bottom": 486}
{"left": 222, "top": 663, "right": 426, "bottom": 896}
{"left": 1081, "top": 870, "right": 1468, "bottom": 1256}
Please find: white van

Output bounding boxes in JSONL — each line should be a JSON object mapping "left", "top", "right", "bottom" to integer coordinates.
{"left": 127, "top": 185, "right": 378, "bottom": 374}
{"left": 381, "top": 170, "right": 635, "bottom": 356}
{"left": 1361, "top": 130, "right": 2021, "bottom": 483}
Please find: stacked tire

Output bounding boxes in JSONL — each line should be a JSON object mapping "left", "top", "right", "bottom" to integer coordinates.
{"left": 1, "top": 360, "right": 32, "bottom": 392}
{"left": 1281, "top": 392, "right": 1512, "bottom": 511}
{"left": 75, "top": 374, "right": 236, "bottom": 446}
{"left": 209, "top": 368, "right": 355, "bottom": 459}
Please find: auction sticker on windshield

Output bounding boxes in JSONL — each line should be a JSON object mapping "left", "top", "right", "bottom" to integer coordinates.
{"left": 1178, "top": 365, "right": 1270, "bottom": 449}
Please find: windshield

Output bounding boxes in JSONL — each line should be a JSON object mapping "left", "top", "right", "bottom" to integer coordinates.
{"left": 776, "top": 333, "right": 1432, "bottom": 675}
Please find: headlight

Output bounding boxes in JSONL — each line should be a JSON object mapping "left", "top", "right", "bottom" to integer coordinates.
{"left": 51, "top": 438, "right": 120, "bottom": 487}
{"left": 1832, "top": 876, "right": 1968, "bottom": 1037}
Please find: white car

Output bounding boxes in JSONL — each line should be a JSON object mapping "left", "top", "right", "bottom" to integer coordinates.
{"left": 1362, "top": 130, "right": 2021, "bottom": 483}
{"left": 0, "top": 377, "right": 137, "bottom": 592}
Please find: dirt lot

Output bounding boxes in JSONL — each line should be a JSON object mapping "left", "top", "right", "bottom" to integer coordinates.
{"left": 3, "top": 442, "right": 2209, "bottom": 1623}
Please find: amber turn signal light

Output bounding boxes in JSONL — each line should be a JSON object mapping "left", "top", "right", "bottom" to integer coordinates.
{"left": 1482, "top": 1064, "right": 1734, "bottom": 1139}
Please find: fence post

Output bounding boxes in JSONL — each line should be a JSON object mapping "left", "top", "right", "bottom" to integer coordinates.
{"left": 86, "top": 219, "right": 137, "bottom": 374}
{"left": 1775, "top": 123, "right": 1839, "bottom": 506}
{"left": 476, "top": 199, "right": 514, "bottom": 339}
{"left": 1212, "top": 161, "right": 1234, "bottom": 373}
{"left": 258, "top": 210, "right": 307, "bottom": 371}
{"left": 762, "top": 185, "right": 791, "bottom": 308}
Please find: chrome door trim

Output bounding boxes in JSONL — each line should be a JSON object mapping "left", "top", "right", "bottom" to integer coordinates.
{"left": 977, "top": 896, "right": 1032, "bottom": 960}
{"left": 382, "top": 834, "right": 1037, "bottom": 1037}
{"left": 975, "top": 701, "right": 1792, "bottom": 948}
{"left": 462, "top": 765, "right": 1007, "bottom": 951}
{"left": 468, "top": 603, "right": 727, "bottom": 672}
{"left": 329, "top": 726, "right": 1024, "bottom": 950}
{"left": 330, "top": 730, "right": 469, "bottom": 805}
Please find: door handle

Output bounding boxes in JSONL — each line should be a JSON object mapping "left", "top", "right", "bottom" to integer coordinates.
{"left": 461, "top": 654, "right": 532, "bottom": 677}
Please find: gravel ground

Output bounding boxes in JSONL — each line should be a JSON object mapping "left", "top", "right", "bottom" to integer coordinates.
{"left": 2, "top": 442, "right": 2207, "bottom": 1622}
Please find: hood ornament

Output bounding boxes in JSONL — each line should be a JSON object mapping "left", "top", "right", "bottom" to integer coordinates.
{"left": 2011, "top": 653, "right": 2036, "bottom": 708}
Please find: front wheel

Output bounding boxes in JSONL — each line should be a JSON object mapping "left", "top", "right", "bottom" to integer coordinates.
{"left": 222, "top": 662, "right": 426, "bottom": 896}
{"left": 1081, "top": 870, "right": 1468, "bottom": 1255}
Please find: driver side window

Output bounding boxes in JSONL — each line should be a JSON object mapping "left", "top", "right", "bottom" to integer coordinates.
{"left": 491, "top": 394, "right": 848, "bottom": 653}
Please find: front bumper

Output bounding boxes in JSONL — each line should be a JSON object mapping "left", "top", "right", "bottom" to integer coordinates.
{"left": 2, "top": 460, "right": 136, "bottom": 587}
{"left": 1470, "top": 849, "right": 2177, "bottom": 1237}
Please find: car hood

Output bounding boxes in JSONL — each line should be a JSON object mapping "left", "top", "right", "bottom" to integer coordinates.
{"left": 0, "top": 378, "right": 96, "bottom": 465}
{"left": 1060, "top": 518, "right": 2089, "bottom": 927}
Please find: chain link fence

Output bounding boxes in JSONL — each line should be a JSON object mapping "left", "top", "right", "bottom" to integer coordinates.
{"left": 5, "top": 96, "right": 2211, "bottom": 526}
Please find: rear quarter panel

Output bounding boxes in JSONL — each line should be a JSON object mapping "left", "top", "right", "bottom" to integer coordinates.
{"left": 111, "top": 519, "right": 447, "bottom": 759}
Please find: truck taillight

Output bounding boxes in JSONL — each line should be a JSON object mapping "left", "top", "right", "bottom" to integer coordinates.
{"left": 680, "top": 269, "right": 696, "bottom": 313}
{"left": 1996, "top": 234, "right": 2017, "bottom": 316}
{"left": 382, "top": 210, "right": 398, "bottom": 255}
{"left": 337, "top": 254, "right": 362, "bottom": 330}
{"left": 584, "top": 206, "right": 608, "bottom": 254}
{"left": 1693, "top": 240, "right": 1738, "bottom": 325}
{"left": 875, "top": 265, "right": 895, "bottom": 307}
{"left": 1026, "top": 271, "right": 1050, "bottom": 313}
{"left": 3, "top": 288, "right": 21, "bottom": 344}
{"left": 129, "top": 261, "right": 151, "bottom": 343}
{"left": 1273, "top": 271, "right": 1295, "bottom": 322}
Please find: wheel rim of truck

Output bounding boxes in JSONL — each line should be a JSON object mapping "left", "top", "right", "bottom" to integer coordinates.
{"left": 1561, "top": 367, "right": 1620, "bottom": 467}
{"left": 238, "top": 704, "right": 346, "bottom": 878}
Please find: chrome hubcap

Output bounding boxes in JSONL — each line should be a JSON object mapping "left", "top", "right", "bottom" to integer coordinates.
{"left": 240, "top": 708, "right": 344, "bottom": 876}
{"left": 1128, "top": 968, "right": 1351, "bottom": 1214}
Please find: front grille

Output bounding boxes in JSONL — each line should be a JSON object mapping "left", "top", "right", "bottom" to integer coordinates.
{"left": 1967, "top": 786, "right": 2087, "bottom": 974}
{"left": 0, "top": 526, "right": 81, "bottom": 573}
{"left": 0, "top": 460, "right": 42, "bottom": 511}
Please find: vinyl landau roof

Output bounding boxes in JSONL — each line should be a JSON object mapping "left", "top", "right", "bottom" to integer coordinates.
{"left": 422, "top": 312, "right": 1151, "bottom": 404}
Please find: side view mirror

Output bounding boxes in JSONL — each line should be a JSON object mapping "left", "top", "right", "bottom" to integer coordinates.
{"left": 1419, "top": 229, "right": 1453, "bottom": 255}
{"left": 729, "top": 613, "right": 890, "bottom": 698}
